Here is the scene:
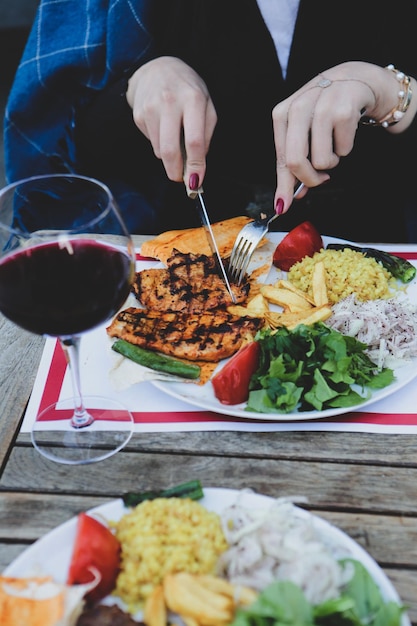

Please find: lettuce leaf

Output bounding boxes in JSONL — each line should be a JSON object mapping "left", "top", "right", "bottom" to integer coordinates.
{"left": 246, "top": 324, "right": 394, "bottom": 414}
{"left": 230, "top": 559, "right": 405, "bottom": 626}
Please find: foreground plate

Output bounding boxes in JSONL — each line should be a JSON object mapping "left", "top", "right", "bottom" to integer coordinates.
{"left": 3, "top": 488, "right": 410, "bottom": 624}
{"left": 153, "top": 234, "right": 417, "bottom": 421}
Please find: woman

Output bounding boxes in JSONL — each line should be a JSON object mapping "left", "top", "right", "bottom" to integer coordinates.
{"left": 4, "top": 0, "right": 417, "bottom": 240}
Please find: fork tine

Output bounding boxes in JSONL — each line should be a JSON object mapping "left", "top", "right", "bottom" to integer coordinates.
{"left": 235, "top": 241, "right": 258, "bottom": 284}
{"left": 229, "top": 239, "right": 245, "bottom": 274}
{"left": 229, "top": 236, "right": 258, "bottom": 284}
{"left": 229, "top": 235, "right": 251, "bottom": 281}
{"left": 229, "top": 182, "right": 306, "bottom": 284}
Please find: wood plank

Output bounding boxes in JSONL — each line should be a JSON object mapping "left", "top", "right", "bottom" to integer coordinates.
{"left": 3, "top": 447, "right": 417, "bottom": 516}
{"left": 0, "top": 315, "right": 44, "bottom": 469}
{"left": 14, "top": 428, "right": 417, "bottom": 465}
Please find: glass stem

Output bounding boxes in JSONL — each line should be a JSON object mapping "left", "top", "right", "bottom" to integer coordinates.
{"left": 60, "top": 337, "right": 94, "bottom": 428}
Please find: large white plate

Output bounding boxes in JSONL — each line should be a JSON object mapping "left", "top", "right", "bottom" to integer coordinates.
{"left": 3, "top": 487, "right": 410, "bottom": 625}
{"left": 152, "top": 234, "right": 417, "bottom": 421}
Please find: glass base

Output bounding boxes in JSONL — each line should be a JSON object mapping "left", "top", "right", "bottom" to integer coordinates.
{"left": 30, "top": 396, "right": 134, "bottom": 465}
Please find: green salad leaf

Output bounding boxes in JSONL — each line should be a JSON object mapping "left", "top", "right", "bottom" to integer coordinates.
{"left": 231, "top": 559, "right": 406, "bottom": 626}
{"left": 246, "top": 323, "right": 395, "bottom": 414}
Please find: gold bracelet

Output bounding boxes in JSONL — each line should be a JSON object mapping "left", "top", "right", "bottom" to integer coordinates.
{"left": 361, "top": 64, "right": 413, "bottom": 128}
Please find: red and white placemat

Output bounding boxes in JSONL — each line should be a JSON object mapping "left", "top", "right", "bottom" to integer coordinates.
{"left": 21, "top": 246, "right": 417, "bottom": 434}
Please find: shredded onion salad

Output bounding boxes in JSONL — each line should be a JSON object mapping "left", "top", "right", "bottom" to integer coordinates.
{"left": 217, "top": 495, "right": 353, "bottom": 605}
{"left": 326, "top": 294, "right": 417, "bottom": 370}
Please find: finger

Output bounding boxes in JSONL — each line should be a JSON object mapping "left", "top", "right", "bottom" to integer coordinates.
{"left": 158, "top": 108, "right": 184, "bottom": 182}
{"left": 272, "top": 103, "right": 302, "bottom": 213}
{"left": 309, "top": 89, "right": 358, "bottom": 168}
{"left": 183, "top": 99, "right": 217, "bottom": 192}
{"left": 285, "top": 90, "right": 330, "bottom": 185}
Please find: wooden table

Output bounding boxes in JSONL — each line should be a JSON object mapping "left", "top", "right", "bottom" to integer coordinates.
{"left": 1, "top": 236, "right": 417, "bottom": 623}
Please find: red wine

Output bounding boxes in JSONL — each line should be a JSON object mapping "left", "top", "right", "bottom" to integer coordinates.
{"left": 0, "top": 239, "right": 133, "bottom": 336}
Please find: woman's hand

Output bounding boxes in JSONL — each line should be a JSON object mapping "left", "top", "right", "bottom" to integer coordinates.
{"left": 272, "top": 61, "right": 417, "bottom": 214}
{"left": 126, "top": 56, "right": 217, "bottom": 190}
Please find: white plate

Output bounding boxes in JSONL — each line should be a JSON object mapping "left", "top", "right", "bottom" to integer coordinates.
{"left": 3, "top": 488, "right": 410, "bottom": 624}
{"left": 152, "top": 234, "right": 417, "bottom": 421}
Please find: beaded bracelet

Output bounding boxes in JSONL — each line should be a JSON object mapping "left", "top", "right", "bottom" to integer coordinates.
{"left": 361, "top": 64, "right": 413, "bottom": 128}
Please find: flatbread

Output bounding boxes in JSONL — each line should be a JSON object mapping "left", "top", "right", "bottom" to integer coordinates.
{"left": 0, "top": 576, "right": 64, "bottom": 626}
{"left": 0, "top": 575, "right": 91, "bottom": 626}
{"left": 140, "top": 215, "right": 254, "bottom": 264}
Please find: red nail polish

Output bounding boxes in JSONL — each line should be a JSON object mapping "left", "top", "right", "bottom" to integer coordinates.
{"left": 189, "top": 173, "right": 199, "bottom": 191}
{"left": 275, "top": 198, "right": 284, "bottom": 215}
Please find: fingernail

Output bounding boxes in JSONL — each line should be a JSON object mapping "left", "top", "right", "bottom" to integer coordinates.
{"left": 275, "top": 198, "right": 284, "bottom": 215}
{"left": 189, "top": 173, "right": 199, "bottom": 191}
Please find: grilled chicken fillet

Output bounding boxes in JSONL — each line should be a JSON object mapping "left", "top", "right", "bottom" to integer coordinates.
{"left": 107, "top": 307, "right": 262, "bottom": 362}
{"left": 132, "top": 250, "right": 250, "bottom": 313}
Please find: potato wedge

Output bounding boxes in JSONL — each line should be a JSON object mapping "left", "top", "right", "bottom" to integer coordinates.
{"left": 163, "top": 573, "right": 232, "bottom": 625}
{"left": 312, "top": 261, "right": 328, "bottom": 307}
{"left": 227, "top": 305, "right": 264, "bottom": 319}
{"left": 227, "top": 294, "right": 269, "bottom": 319}
{"left": 274, "top": 279, "right": 316, "bottom": 305}
{"left": 195, "top": 575, "right": 257, "bottom": 607}
{"left": 266, "top": 304, "right": 332, "bottom": 330}
{"left": 182, "top": 617, "right": 201, "bottom": 626}
{"left": 247, "top": 293, "right": 270, "bottom": 315}
{"left": 144, "top": 585, "right": 166, "bottom": 626}
{"left": 260, "top": 285, "right": 313, "bottom": 312}
{"left": 283, "top": 305, "right": 332, "bottom": 330}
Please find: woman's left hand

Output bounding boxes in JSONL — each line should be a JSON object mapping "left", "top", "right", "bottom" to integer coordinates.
{"left": 272, "top": 61, "right": 416, "bottom": 214}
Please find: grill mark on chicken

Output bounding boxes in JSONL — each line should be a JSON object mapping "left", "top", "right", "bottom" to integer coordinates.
{"left": 132, "top": 250, "right": 250, "bottom": 313}
{"left": 107, "top": 307, "right": 262, "bottom": 362}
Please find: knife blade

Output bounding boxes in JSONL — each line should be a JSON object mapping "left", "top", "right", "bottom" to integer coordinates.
{"left": 187, "top": 185, "right": 236, "bottom": 303}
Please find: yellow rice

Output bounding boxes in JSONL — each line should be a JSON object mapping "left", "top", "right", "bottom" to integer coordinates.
{"left": 112, "top": 497, "right": 228, "bottom": 611}
{"left": 287, "top": 248, "right": 394, "bottom": 304}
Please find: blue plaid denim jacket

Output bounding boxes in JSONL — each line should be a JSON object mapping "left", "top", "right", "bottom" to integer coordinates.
{"left": 4, "top": 0, "right": 154, "bottom": 184}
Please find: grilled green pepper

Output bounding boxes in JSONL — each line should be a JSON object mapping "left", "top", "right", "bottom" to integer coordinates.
{"left": 326, "top": 243, "right": 416, "bottom": 283}
{"left": 122, "top": 480, "right": 204, "bottom": 507}
{"left": 112, "top": 339, "right": 201, "bottom": 379}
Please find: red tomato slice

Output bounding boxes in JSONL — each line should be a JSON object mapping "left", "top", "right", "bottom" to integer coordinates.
{"left": 212, "top": 341, "right": 260, "bottom": 405}
{"left": 273, "top": 221, "right": 323, "bottom": 271}
{"left": 67, "top": 512, "right": 121, "bottom": 604}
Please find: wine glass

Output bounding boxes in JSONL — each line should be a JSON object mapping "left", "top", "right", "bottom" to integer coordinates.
{"left": 0, "top": 174, "right": 136, "bottom": 464}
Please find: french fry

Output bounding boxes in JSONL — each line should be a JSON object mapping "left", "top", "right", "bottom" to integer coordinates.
{"left": 312, "top": 261, "right": 328, "bottom": 307}
{"left": 197, "top": 575, "right": 236, "bottom": 596}
{"left": 144, "top": 585, "right": 167, "bottom": 626}
{"left": 197, "top": 575, "right": 257, "bottom": 607}
{"left": 163, "top": 573, "right": 233, "bottom": 625}
{"left": 154, "top": 573, "right": 257, "bottom": 626}
{"left": 283, "top": 305, "right": 332, "bottom": 330}
{"left": 182, "top": 616, "right": 200, "bottom": 626}
{"left": 234, "top": 585, "right": 258, "bottom": 606}
{"left": 274, "top": 279, "right": 316, "bottom": 305}
{"left": 260, "top": 285, "right": 313, "bottom": 312}
{"left": 247, "top": 293, "right": 269, "bottom": 315}
{"left": 266, "top": 304, "right": 332, "bottom": 330}
{"left": 227, "top": 304, "right": 264, "bottom": 319}
{"left": 227, "top": 294, "right": 269, "bottom": 319}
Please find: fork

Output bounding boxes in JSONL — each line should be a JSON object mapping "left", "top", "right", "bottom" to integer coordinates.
{"left": 228, "top": 183, "right": 305, "bottom": 285}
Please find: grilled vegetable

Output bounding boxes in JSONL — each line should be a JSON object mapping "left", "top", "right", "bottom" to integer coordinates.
{"left": 112, "top": 339, "right": 201, "bottom": 379}
{"left": 67, "top": 513, "right": 121, "bottom": 604}
{"left": 122, "top": 480, "right": 204, "bottom": 507}
{"left": 326, "top": 243, "right": 416, "bottom": 284}
{"left": 212, "top": 341, "right": 260, "bottom": 405}
{"left": 273, "top": 221, "right": 323, "bottom": 271}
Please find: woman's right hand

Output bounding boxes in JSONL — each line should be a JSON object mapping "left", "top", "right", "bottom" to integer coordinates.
{"left": 126, "top": 56, "right": 217, "bottom": 191}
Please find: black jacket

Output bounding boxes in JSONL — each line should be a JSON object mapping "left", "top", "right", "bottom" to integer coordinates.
{"left": 75, "top": 0, "right": 417, "bottom": 240}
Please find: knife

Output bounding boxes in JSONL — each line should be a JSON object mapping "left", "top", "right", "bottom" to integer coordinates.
{"left": 186, "top": 184, "right": 236, "bottom": 303}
